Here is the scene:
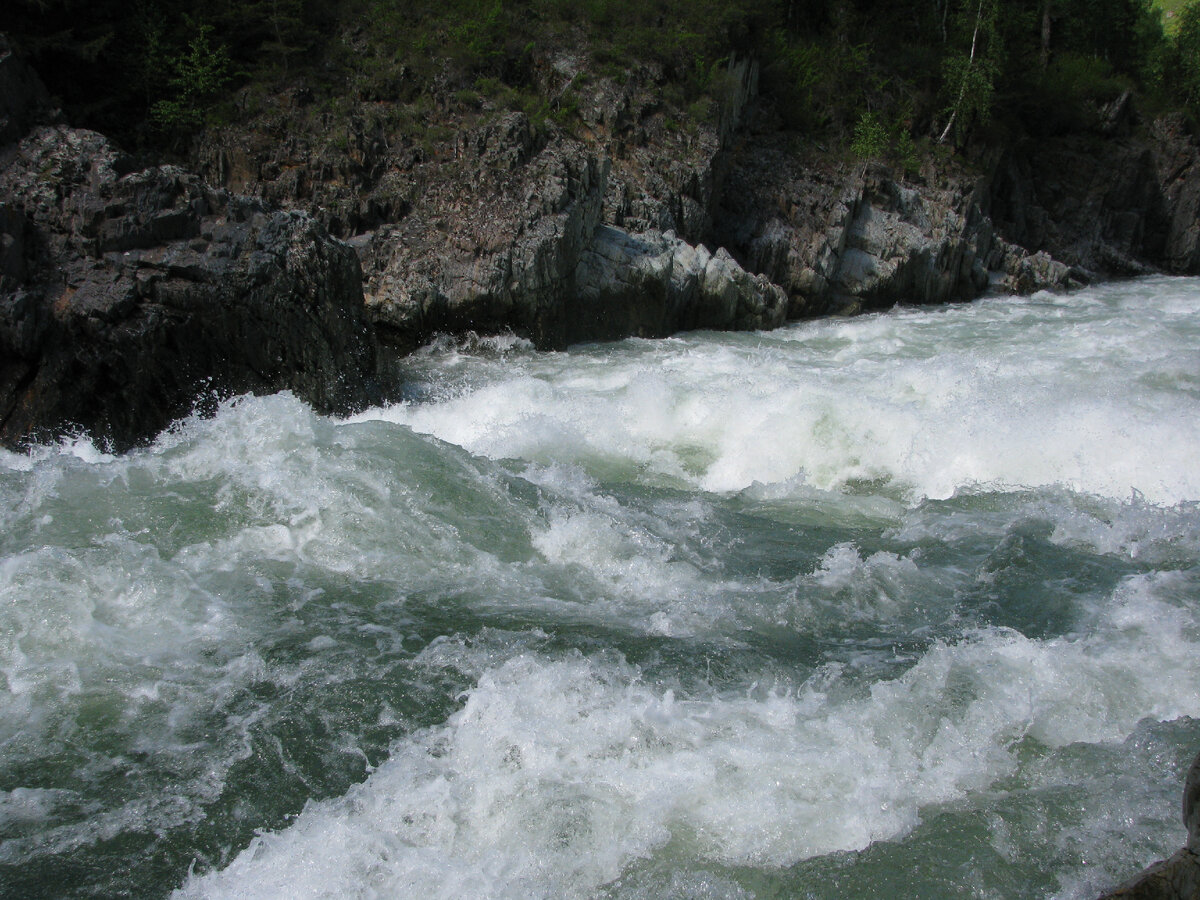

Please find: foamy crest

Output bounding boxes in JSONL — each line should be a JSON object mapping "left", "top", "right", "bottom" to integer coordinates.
{"left": 175, "top": 566, "right": 1200, "bottom": 899}
{"left": 356, "top": 281, "right": 1200, "bottom": 505}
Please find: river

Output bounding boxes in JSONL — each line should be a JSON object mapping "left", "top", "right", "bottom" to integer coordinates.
{"left": 2, "top": 276, "right": 1199, "bottom": 898}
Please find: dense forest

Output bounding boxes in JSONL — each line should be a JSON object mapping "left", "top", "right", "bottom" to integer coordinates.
{"left": 3, "top": 0, "right": 1199, "bottom": 161}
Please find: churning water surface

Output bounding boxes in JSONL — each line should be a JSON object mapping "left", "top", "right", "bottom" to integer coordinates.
{"left": 2, "top": 277, "right": 1199, "bottom": 899}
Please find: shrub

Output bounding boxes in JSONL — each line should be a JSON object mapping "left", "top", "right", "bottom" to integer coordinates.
{"left": 850, "top": 111, "right": 888, "bottom": 158}
{"left": 150, "top": 23, "right": 231, "bottom": 135}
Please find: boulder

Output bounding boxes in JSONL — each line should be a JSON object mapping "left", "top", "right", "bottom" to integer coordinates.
{"left": 569, "top": 225, "right": 787, "bottom": 342}
{"left": 0, "top": 124, "right": 379, "bottom": 450}
{"left": 1097, "top": 849, "right": 1200, "bottom": 900}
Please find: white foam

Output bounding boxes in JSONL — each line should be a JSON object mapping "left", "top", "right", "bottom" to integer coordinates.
{"left": 175, "top": 565, "right": 1200, "bottom": 899}
{"left": 357, "top": 280, "right": 1200, "bottom": 505}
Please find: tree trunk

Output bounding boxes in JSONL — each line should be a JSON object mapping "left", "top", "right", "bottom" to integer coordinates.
{"left": 938, "top": 0, "right": 985, "bottom": 144}
{"left": 1040, "top": 0, "right": 1052, "bottom": 70}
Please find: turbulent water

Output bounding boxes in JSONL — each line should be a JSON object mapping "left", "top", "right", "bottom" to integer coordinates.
{"left": 2, "top": 277, "right": 1200, "bottom": 899}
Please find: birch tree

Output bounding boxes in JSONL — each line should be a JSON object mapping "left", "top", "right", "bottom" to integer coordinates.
{"left": 938, "top": 0, "right": 1001, "bottom": 144}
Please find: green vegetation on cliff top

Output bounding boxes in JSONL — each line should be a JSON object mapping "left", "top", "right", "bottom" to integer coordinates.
{"left": 5, "top": 0, "right": 1200, "bottom": 162}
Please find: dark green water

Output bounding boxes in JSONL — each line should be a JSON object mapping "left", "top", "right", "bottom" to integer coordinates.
{"left": 2, "top": 278, "right": 1199, "bottom": 898}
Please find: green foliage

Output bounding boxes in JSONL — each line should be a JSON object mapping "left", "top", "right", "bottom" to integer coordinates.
{"left": 850, "top": 111, "right": 888, "bottom": 158}
{"left": 850, "top": 110, "right": 922, "bottom": 177}
{"left": 4, "top": 0, "right": 1193, "bottom": 157}
{"left": 762, "top": 28, "right": 873, "bottom": 134}
{"left": 149, "top": 23, "right": 232, "bottom": 135}
{"left": 938, "top": 0, "right": 1003, "bottom": 146}
{"left": 1175, "top": 0, "right": 1200, "bottom": 107}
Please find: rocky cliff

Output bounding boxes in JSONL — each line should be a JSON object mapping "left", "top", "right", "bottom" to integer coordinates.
{"left": 989, "top": 109, "right": 1200, "bottom": 279}
{"left": 4, "top": 35, "right": 1200, "bottom": 450}
{"left": 0, "top": 38, "right": 380, "bottom": 450}
{"left": 193, "top": 51, "right": 1200, "bottom": 364}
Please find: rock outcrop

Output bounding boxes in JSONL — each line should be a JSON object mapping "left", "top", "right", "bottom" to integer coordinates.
{"left": 188, "top": 46, "right": 1200, "bottom": 358}
{"left": 312, "top": 107, "right": 786, "bottom": 351}
{"left": 0, "top": 34, "right": 57, "bottom": 146}
{"left": 358, "top": 114, "right": 608, "bottom": 351}
{"left": 1150, "top": 115, "right": 1200, "bottom": 275}
{"left": 570, "top": 225, "right": 786, "bottom": 341}
{"left": 717, "top": 149, "right": 1076, "bottom": 318}
{"left": 990, "top": 136, "right": 1163, "bottom": 278}
{"left": 988, "top": 111, "right": 1200, "bottom": 280}
{"left": 1098, "top": 750, "right": 1200, "bottom": 899}
{"left": 7, "top": 32, "right": 1200, "bottom": 449}
{"left": 0, "top": 118, "right": 380, "bottom": 450}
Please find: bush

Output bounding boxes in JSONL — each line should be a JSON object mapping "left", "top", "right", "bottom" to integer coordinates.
{"left": 850, "top": 111, "right": 888, "bottom": 158}
{"left": 150, "top": 23, "right": 231, "bottom": 136}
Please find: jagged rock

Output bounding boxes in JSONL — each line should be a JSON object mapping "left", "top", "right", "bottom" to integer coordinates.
{"left": 185, "top": 34, "right": 1200, "bottom": 364}
{"left": 998, "top": 246, "right": 1082, "bottom": 294}
{"left": 595, "top": 58, "right": 757, "bottom": 243}
{"left": 361, "top": 114, "right": 608, "bottom": 350}
{"left": 719, "top": 155, "right": 1006, "bottom": 316}
{"left": 0, "top": 124, "right": 379, "bottom": 450}
{"left": 568, "top": 225, "right": 787, "bottom": 342}
{"left": 989, "top": 132, "right": 1165, "bottom": 277}
{"left": 1151, "top": 115, "right": 1200, "bottom": 275}
{"left": 1100, "top": 89, "right": 1136, "bottom": 138}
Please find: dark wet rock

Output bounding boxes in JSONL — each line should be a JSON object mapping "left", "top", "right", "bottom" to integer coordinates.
{"left": 0, "top": 125, "right": 379, "bottom": 450}
{"left": 989, "top": 130, "right": 1169, "bottom": 279}
{"left": 1098, "top": 848, "right": 1200, "bottom": 899}
{"left": 1097, "top": 749, "right": 1200, "bottom": 900}
{"left": 1150, "top": 115, "right": 1200, "bottom": 275}
{"left": 0, "top": 34, "right": 58, "bottom": 145}
{"left": 569, "top": 225, "right": 787, "bottom": 342}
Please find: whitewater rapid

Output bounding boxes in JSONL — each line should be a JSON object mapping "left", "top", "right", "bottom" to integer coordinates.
{"left": 1, "top": 277, "right": 1198, "bottom": 899}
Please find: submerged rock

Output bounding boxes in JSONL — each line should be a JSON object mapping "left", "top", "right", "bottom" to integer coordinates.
{"left": 1097, "top": 749, "right": 1200, "bottom": 900}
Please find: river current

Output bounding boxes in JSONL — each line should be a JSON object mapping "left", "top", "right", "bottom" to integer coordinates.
{"left": 2, "top": 277, "right": 1199, "bottom": 898}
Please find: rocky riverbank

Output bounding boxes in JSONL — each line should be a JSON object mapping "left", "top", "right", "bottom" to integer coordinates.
{"left": 4, "top": 27, "right": 1200, "bottom": 899}
{"left": 4, "top": 36, "right": 1200, "bottom": 454}
{"left": 0, "top": 37, "right": 379, "bottom": 450}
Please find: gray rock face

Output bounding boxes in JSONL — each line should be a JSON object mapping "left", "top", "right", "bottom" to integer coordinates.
{"left": 0, "top": 124, "right": 379, "bottom": 449}
{"left": 361, "top": 114, "right": 608, "bottom": 350}
{"left": 570, "top": 225, "right": 786, "bottom": 342}
{"left": 718, "top": 153, "right": 1068, "bottom": 317}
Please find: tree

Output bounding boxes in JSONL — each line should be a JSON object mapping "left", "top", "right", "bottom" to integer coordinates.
{"left": 938, "top": 0, "right": 1001, "bottom": 144}
{"left": 150, "top": 22, "right": 231, "bottom": 135}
